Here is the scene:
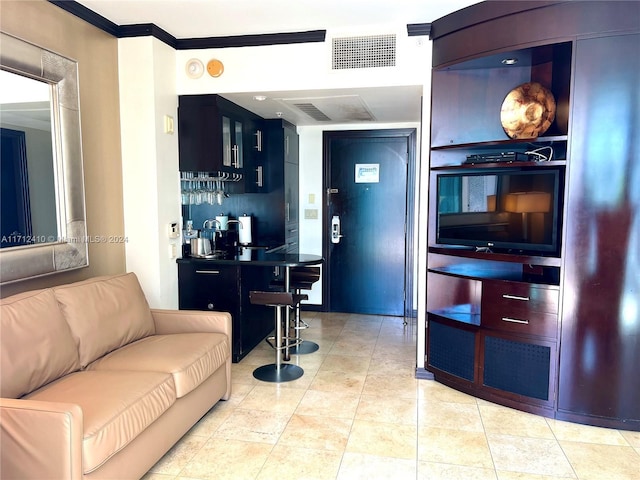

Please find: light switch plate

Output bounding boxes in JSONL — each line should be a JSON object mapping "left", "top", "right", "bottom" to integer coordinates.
{"left": 164, "top": 115, "right": 174, "bottom": 134}
{"left": 304, "top": 209, "right": 318, "bottom": 219}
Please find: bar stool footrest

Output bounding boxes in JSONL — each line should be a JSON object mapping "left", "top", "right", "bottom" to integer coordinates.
{"left": 253, "top": 363, "right": 304, "bottom": 383}
{"left": 292, "top": 318, "right": 310, "bottom": 330}
{"left": 265, "top": 336, "right": 303, "bottom": 351}
{"left": 290, "top": 340, "right": 320, "bottom": 355}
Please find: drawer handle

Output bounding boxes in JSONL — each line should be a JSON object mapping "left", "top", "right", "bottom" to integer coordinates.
{"left": 502, "top": 294, "right": 530, "bottom": 301}
{"left": 502, "top": 317, "right": 529, "bottom": 325}
{"left": 195, "top": 270, "right": 220, "bottom": 274}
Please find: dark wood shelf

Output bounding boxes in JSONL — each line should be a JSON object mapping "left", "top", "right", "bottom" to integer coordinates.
{"left": 427, "top": 266, "right": 560, "bottom": 288}
{"left": 429, "top": 304, "right": 480, "bottom": 326}
{"left": 430, "top": 160, "right": 566, "bottom": 171}
{"left": 428, "top": 245, "right": 562, "bottom": 269}
{"left": 431, "top": 135, "right": 568, "bottom": 152}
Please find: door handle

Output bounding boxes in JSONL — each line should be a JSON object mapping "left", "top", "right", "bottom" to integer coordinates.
{"left": 254, "top": 130, "right": 262, "bottom": 151}
{"left": 331, "top": 215, "right": 343, "bottom": 244}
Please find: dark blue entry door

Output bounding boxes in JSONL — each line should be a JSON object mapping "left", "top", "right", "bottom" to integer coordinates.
{"left": 325, "top": 131, "right": 409, "bottom": 316}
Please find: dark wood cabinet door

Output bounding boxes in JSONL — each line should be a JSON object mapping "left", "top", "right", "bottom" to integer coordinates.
{"left": 178, "top": 95, "right": 254, "bottom": 188}
{"left": 261, "top": 119, "right": 299, "bottom": 249}
{"left": 243, "top": 116, "right": 265, "bottom": 193}
{"left": 285, "top": 159, "right": 299, "bottom": 250}
{"left": 178, "top": 96, "right": 221, "bottom": 172}
{"left": 237, "top": 265, "right": 275, "bottom": 359}
{"left": 558, "top": 32, "right": 640, "bottom": 426}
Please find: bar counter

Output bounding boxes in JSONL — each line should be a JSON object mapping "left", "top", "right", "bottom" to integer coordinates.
{"left": 177, "top": 249, "right": 323, "bottom": 362}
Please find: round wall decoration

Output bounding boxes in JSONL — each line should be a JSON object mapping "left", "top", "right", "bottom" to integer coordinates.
{"left": 500, "top": 82, "right": 556, "bottom": 139}
{"left": 207, "top": 59, "right": 224, "bottom": 77}
{"left": 185, "top": 58, "right": 204, "bottom": 79}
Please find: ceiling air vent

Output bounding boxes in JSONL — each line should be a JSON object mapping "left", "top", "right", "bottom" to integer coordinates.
{"left": 293, "top": 103, "right": 332, "bottom": 121}
{"left": 332, "top": 34, "right": 396, "bottom": 70}
{"left": 277, "top": 95, "right": 376, "bottom": 123}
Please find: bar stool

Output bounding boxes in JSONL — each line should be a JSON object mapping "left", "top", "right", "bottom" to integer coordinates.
{"left": 249, "top": 290, "right": 307, "bottom": 382}
{"left": 270, "top": 267, "right": 321, "bottom": 355}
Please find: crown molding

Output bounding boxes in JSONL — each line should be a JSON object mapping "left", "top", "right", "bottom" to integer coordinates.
{"left": 406, "top": 23, "right": 432, "bottom": 37}
{"left": 176, "top": 30, "right": 326, "bottom": 49}
{"left": 119, "top": 23, "right": 177, "bottom": 49}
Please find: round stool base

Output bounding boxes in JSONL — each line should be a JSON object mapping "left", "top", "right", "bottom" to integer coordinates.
{"left": 253, "top": 363, "right": 304, "bottom": 383}
{"left": 290, "top": 340, "right": 319, "bottom": 355}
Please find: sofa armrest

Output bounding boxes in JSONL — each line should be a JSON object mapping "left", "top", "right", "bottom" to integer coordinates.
{"left": 0, "top": 398, "right": 83, "bottom": 480}
{"left": 150, "top": 309, "right": 232, "bottom": 338}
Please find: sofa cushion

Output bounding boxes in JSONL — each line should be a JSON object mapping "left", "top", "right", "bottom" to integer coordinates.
{"left": 53, "top": 273, "right": 156, "bottom": 368}
{"left": 89, "top": 333, "right": 230, "bottom": 398}
{"left": 25, "top": 370, "right": 176, "bottom": 474}
{"left": 0, "top": 289, "right": 80, "bottom": 398}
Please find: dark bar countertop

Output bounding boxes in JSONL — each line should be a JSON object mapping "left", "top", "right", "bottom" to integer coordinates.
{"left": 176, "top": 247, "right": 323, "bottom": 268}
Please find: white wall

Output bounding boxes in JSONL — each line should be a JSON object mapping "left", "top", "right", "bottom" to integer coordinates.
{"left": 119, "top": 37, "right": 181, "bottom": 308}
{"left": 176, "top": 26, "right": 429, "bottom": 94}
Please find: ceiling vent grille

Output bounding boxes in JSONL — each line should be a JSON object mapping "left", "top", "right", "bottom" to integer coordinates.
{"left": 332, "top": 34, "right": 396, "bottom": 70}
{"left": 293, "top": 103, "right": 332, "bottom": 121}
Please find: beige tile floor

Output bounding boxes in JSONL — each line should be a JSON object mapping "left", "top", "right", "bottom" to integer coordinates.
{"left": 143, "top": 312, "right": 640, "bottom": 480}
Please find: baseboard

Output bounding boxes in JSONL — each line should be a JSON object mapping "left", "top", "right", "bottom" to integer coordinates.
{"left": 415, "top": 367, "right": 435, "bottom": 380}
{"left": 301, "top": 304, "right": 323, "bottom": 312}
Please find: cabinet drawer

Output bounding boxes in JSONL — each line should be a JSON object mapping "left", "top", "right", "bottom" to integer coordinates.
{"left": 178, "top": 263, "right": 239, "bottom": 312}
{"left": 481, "top": 307, "right": 558, "bottom": 338}
{"left": 482, "top": 281, "right": 559, "bottom": 314}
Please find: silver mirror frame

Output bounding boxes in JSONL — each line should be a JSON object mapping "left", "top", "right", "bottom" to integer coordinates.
{"left": 1, "top": 32, "right": 88, "bottom": 285}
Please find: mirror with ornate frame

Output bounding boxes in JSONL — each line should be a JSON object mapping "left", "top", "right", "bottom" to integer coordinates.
{"left": 0, "top": 32, "right": 88, "bottom": 285}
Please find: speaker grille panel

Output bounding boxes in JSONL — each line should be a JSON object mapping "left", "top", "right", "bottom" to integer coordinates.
{"left": 484, "top": 336, "right": 551, "bottom": 400}
{"left": 428, "top": 320, "right": 475, "bottom": 381}
{"left": 332, "top": 34, "right": 396, "bottom": 70}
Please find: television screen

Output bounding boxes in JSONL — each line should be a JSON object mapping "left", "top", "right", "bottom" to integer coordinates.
{"left": 436, "top": 168, "right": 563, "bottom": 255}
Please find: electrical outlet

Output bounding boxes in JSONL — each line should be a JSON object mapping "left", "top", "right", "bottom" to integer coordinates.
{"left": 304, "top": 208, "right": 318, "bottom": 219}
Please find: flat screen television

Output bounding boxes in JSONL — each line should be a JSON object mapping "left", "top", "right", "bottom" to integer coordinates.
{"left": 435, "top": 168, "right": 563, "bottom": 256}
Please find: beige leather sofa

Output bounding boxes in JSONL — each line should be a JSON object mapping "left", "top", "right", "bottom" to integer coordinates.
{"left": 0, "top": 272, "right": 232, "bottom": 480}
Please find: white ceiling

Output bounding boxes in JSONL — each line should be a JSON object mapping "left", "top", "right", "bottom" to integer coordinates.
{"left": 75, "top": 0, "right": 480, "bottom": 125}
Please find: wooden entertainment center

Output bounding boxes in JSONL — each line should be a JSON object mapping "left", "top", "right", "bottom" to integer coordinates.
{"left": 424, "top": 1, "right": 639, "bottom": 430}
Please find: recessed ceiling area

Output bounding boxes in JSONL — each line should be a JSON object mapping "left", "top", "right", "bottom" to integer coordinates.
{"left": 221, "top": 85, "right": 424, "bottom": 126}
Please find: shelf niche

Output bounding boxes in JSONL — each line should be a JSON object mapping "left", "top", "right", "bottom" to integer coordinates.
{"left": 430, "top": 41, "right": 572, "bottom": 164}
